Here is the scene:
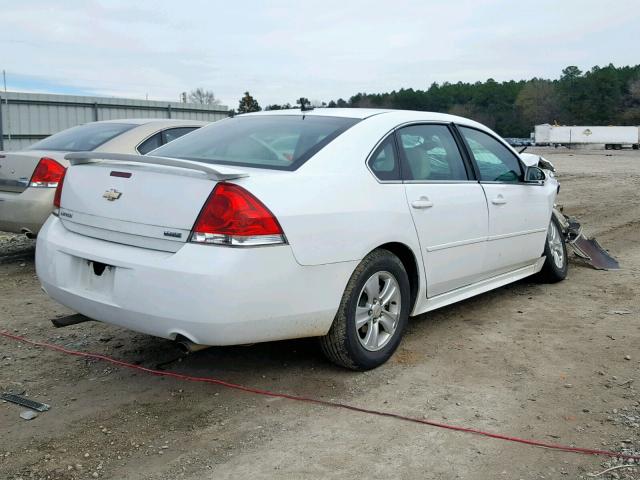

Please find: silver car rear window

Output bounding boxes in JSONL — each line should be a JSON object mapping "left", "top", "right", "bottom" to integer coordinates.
{"left": 28, "top": 123, "right": 136, "bottom": 152}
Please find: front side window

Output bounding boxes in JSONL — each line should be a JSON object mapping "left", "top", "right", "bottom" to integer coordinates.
{"left": 458, "top": 126, "right": 522, "bottom": 182}
{"left": 152, "top": 115, "right": 360, "bottom": 170}
{"left": 28, "top": 122, "right": 136, "bottom": 152}
{"left": 397, "top": 124, "right": 468, "bottom": 181}
{"left": 368, "top": 136, "right": 400, "bottom": 181}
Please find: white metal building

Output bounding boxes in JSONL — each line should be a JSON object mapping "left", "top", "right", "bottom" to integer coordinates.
{"left": 0, "top": 91, "right": 229, "bottom": 151}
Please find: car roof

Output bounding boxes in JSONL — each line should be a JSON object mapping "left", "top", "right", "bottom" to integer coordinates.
{"left": 96, "top": 118, "right": 209, "bottom": 126}
{"left": 243, "top": 108, "right": 392, "bottom": 119}
{"left": 242, "top": 108, "right": 486, "bottom": 128}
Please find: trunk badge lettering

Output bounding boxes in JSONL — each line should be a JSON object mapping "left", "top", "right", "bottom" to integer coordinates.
{"left": 103, "top": 188, "right": 122, "bottom": 201}
{"left": 163, "top": 231, "right": 182, "bottom": 238}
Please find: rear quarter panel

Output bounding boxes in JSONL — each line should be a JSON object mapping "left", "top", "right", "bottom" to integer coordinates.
{"left": 236, "top": 114, "right": 423, "bottom": 268}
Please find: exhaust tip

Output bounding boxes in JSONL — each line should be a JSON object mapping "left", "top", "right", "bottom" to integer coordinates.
{"left": 174, "top": 335, "right": 210, "bottom": 354}
{"left": 21, "top": 228, "right": 36, "bottom": 239}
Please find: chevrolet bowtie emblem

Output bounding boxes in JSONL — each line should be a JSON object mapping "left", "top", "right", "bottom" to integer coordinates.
{"left": 103, "top": 188, "right": 122, "bottom": 201}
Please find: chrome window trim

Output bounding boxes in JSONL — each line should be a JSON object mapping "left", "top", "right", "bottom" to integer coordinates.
{"left": 365, "top": 128, "right": 402, "bottom": 184}
{"left": 404, "top": 179, "right": 478, "bottom": 185}
{"left": 479, "top": 180, "right": 545, "bottom": 186}
{"left": 366, "top": 120, "right": 474, "bottom": 185}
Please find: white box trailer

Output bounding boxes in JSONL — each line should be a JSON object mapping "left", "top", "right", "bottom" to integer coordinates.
{"left": 534, "top": 124, "right": 640, "bottom": 149}
{"left": 534, "top": 124, "right": 552, "bottom": 145}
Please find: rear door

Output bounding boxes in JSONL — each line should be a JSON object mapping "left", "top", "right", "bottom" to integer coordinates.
{"left": 396, "top": 124, "right": 489, "bottom": 297}
{"left": 456, "top": 126, "right": 553, "bottom": 276}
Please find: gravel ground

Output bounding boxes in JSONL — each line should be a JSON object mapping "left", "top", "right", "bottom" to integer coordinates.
{"left": 0, "top": 147, "right": 639, "bottom": 480}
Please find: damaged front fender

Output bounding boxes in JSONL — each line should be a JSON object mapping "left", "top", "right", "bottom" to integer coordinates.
{"left": 520, "top": 152, "right": 620, "bottom": 271}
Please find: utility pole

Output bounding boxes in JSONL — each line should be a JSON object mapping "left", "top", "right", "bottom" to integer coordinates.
{"left": 2, "top": 70, "right": 10, "bottom": 144}
{"left": 0, "top": 70, "right": 4, "bottom": 150}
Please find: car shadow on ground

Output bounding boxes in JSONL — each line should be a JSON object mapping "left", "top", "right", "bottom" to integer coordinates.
{"left": 75, "top": 256, "right": 598, "bottom": 384}
{"left": 0, "top": 235, "right": 35, "bottom": 264}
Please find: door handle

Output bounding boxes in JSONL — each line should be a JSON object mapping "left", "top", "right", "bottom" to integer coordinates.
{"left": 411, "top": 197, "right": 434, "bottom": 209}
{"left": 491, "top": 195, "right": 507, "bottom": 205}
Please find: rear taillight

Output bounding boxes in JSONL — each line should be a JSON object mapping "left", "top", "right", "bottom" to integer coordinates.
{"left": 190, "top": 183, "right": 286, "bottom": 246}
{"left": 53, "top": 167, "right": 67, "bottom": 210}
{"left": 30, "top": 157, "right": 66, "bottom": 188}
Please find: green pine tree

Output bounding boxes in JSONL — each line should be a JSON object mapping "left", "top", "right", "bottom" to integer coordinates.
{"left": 237, "top": 91, "right": 262, "bottom": 114}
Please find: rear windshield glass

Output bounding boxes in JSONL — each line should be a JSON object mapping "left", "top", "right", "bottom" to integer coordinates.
{"left": 151, "top": 115, "right": 360, "bottom": 170}
{"left": 28, "top": 123, "right": 136, "bottom": 152}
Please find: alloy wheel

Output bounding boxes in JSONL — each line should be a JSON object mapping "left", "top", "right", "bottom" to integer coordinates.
{"left": 547, "top": 220, "right": 565, "bottom": 269}
{"left": 355, "top": 271, "right": 401, "bottom": 352}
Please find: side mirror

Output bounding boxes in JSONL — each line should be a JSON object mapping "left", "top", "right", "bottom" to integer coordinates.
{"left": 524, "top": 166, "right": 545, "bottom": 184}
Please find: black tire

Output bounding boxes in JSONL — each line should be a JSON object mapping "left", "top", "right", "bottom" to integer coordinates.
{"left": 537, "top": 215, "right": 568, "bottom": 283}
{"left": 319, "top": 249, "right": 410, "bottom": 370}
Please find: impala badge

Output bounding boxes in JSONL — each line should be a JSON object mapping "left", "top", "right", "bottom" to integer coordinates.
{"left": 103, "top": 188, "right": 122, "bottom": 201}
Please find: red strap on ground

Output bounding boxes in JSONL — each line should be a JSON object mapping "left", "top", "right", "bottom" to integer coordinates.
{"left": 2, "top": 330, "right": 639, "bottom": 462}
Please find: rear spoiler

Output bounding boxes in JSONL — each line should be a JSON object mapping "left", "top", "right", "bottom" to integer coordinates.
{"left": 65, "top": 152, "right": 249, "bottom": 181}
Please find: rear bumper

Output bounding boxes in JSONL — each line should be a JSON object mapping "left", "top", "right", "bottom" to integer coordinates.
{"left": 36, "top": 217, "right": 357, "bottom": 345}
{"left": 0, "top": 188, "right": 54, "bottom": 235}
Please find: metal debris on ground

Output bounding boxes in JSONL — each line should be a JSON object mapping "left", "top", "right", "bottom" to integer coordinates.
{"left": 51, "top": 313, "right": 92, "bottom": 328}
{"left": 19, "top": 410, "right": 38, "bottom": 421}
{"left": 1, "top": 393, "right": 50, "bottom": 412}
{"left": 554, "top": 209, "right": 620, "bottom": 270}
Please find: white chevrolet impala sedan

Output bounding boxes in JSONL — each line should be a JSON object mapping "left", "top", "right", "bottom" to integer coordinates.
{"left": 36, "top": 109, "right": 567, "bottom": 370}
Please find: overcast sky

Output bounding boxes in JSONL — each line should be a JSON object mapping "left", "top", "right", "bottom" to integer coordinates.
{"left": 1, "top": 0, "right": 639, "bottom": 108}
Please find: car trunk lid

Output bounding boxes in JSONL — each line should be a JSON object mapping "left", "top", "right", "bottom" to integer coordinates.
{"left": 58, "top": 153, "right": 248, "bottom": 252}
{"left": 0, "top": 150, "right": 67, "bottom": 193}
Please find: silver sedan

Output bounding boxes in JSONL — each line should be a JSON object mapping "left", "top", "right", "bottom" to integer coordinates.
{"left": 0, "top": 119, "right": 206, "bottom": 236}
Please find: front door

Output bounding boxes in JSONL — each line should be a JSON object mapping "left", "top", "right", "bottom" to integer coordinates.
{"left": 398, "top": 124, "right": 489, "bottom": 297}
{"left": 457, "top": 126, "right": 555, "bottom": 276}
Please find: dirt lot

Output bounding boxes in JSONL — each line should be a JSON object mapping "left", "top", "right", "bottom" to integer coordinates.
{"left": 1, "top": 148, "right": 639, "bottom": 480}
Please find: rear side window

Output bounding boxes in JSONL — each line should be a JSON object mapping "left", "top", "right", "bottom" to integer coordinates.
{"left": 137, "top": 133, "right": 162, "bottom": 154}
{"left": 162, "top": 127, "right": 199, "bottom": 144}
{"left": 138, "top": 127, "right": 199, "bottom": 154}
{"left": 397, "top": 124, "right": 468, "bottom": 181}
{"left": 368, "top": 136, "right": 401, "bottom": 181}
{"left": 458, "top": 126, "right": 522, "bottom": 182}
{"left": 28, "top": 123, "right": 136, "bottom": 152}
{"left": 152, "top": 115, "right": 360, "bottom": 171}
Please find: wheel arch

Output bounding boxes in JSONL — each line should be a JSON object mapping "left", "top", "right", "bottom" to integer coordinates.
{"left": 374, "top": 242, "right": 420, "bottom": 313}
